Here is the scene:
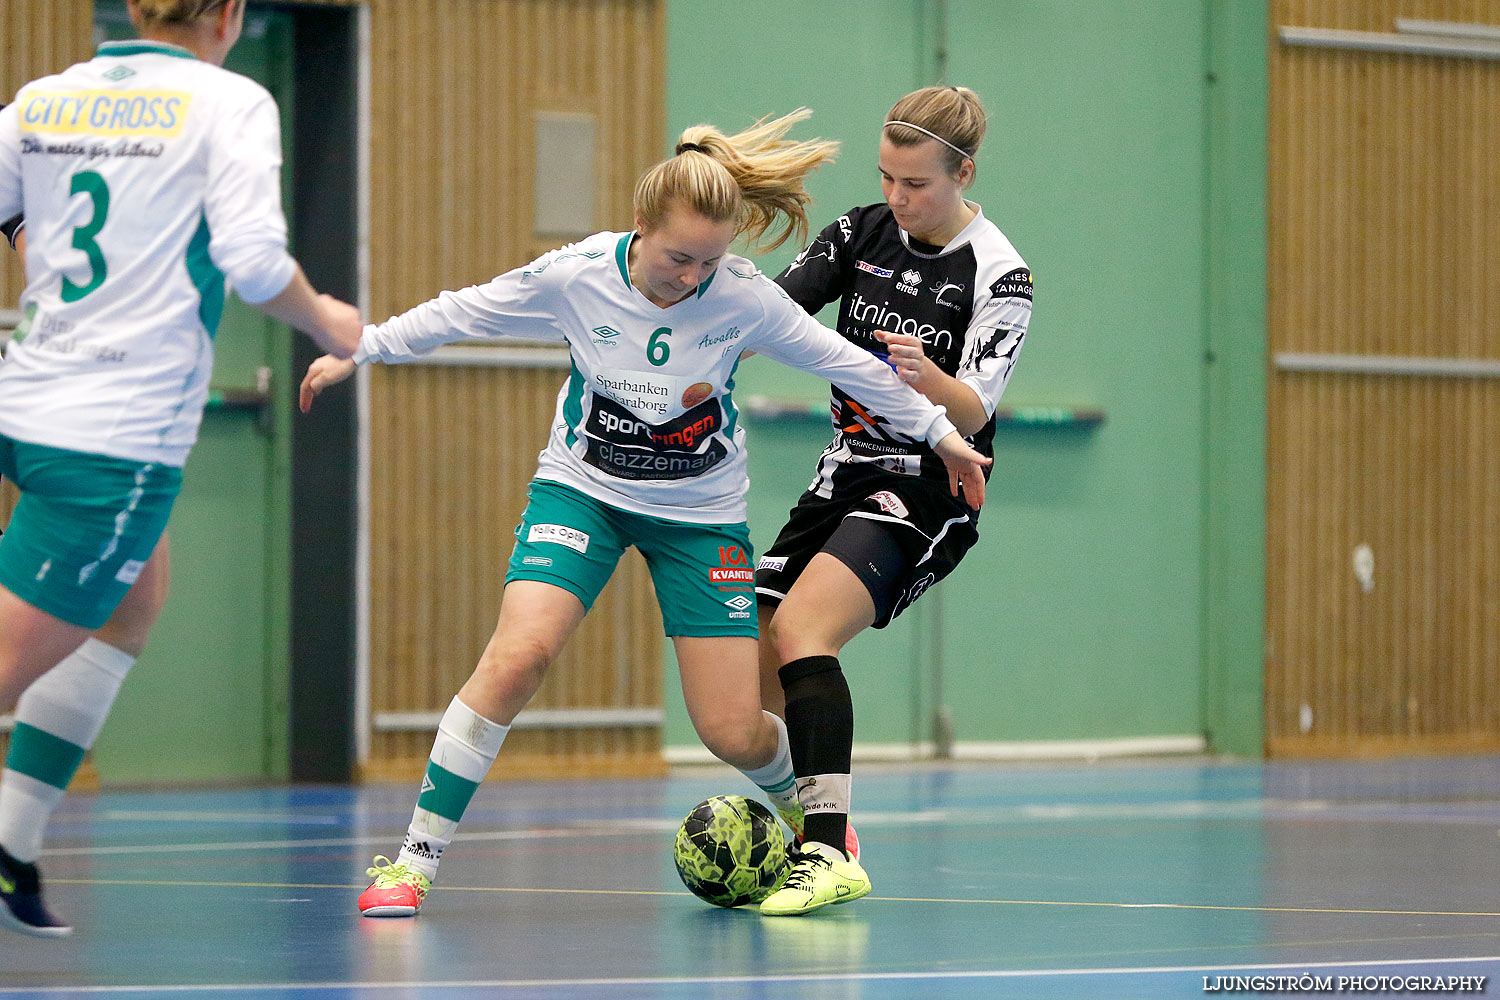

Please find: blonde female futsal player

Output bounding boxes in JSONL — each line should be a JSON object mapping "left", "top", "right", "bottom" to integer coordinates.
{"left": 300, "top": 108, "right": 990, "bottom": 918}
{"left": 754, "top": 86, "right": 1032, "bottom": 915}
{"left": 0, "top": 0, "right": 362, "bottom": 935}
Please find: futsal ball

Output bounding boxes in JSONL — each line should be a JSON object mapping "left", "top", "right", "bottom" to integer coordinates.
{"left": 673, "top": 794, "right": 787, "bottom": 907}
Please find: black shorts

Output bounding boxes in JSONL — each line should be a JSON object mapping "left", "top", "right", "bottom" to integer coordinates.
{"left": 755, "top": 479, "right": 978, "bottom": 628}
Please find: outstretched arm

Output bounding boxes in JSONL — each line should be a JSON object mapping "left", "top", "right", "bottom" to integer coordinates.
{"left": 256, "top": 265, "right": 362, "bottom": 359}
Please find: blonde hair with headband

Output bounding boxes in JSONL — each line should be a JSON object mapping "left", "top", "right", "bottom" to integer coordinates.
{"left": 883, "top": 86, "right": 987, "bottom": 184}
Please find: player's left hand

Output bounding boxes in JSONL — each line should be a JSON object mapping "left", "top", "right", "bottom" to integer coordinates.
{"left": 933, "top": 431, "right": 990, "bottom": 510}
{"left": 874, "top": 329, "right": 939, "bottom": 394}
{"left": 299, "top": 355, "right": 357, "bottom": 412}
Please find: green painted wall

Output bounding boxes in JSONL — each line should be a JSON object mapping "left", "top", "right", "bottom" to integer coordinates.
{"left": 662, "top": 0, "right": 1266, "bottom": 753}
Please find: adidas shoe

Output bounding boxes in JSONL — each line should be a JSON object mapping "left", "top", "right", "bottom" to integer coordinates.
{"left": 357, "top": 856, "right": 431, "bottom": 917}
{"left": 774, "top": 802, "right": 861, "bottom": 861}
{"left": 759, "top": 842, "right": 871, "bottom": 916}
{"left": 0, "top": 844, "right": 71, "bottom": 938}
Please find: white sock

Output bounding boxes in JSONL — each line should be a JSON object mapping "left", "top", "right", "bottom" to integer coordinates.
{"left": 738, "top": 712, "right": 798, "bottom": 817}
{"left": 395, "top": 696, "right": 508, "bottom": 881}
{"left": 0, "top": 639, "right": 134, "bottom": 862}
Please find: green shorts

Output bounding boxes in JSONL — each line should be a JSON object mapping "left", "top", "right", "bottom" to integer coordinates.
{"left": 506, "top": 479, "right": 757, "bottom": 638}
{"left": 0, "top": 436, "right": 181, "bottom": 629}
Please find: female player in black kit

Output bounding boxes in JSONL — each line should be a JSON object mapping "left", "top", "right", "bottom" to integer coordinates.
{"left": 754, "top": 86, "right": 1034, "bottom": 915}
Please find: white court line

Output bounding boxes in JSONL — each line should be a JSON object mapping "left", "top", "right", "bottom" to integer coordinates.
{"left": 0, "top": 955, "right": 1496, "bottom": 994}
{"left": 44, "top": 796, "right": 1500, "bottom": 858}
{"left": 101, "top": 811, "right": 345, "bottom": 825}
{"left": 39, "top": 826, "right": 653, "bottom": 857}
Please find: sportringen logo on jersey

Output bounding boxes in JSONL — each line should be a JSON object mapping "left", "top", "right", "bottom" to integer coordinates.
{"left": 20, "top": 90, "right": 191, "bottom": 137}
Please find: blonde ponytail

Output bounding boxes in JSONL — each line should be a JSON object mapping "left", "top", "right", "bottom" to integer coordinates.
{"left": 634, "top": 109, "right": 838, "bottom": 254}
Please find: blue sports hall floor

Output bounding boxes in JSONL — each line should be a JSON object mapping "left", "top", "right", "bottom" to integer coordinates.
{"left": 3, "top": 755, "right": 1500, "bottom": 998}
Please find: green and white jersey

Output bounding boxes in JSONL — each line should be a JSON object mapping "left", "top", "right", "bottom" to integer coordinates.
{"left": 356, "top": 231, "right": 959, "bottom": 523}
{"left": 0, "top": 41, "right": 297, "bottom": 467}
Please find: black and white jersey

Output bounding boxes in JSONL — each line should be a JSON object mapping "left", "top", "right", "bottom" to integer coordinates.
{"left": 775, "top": 202, "right": 1031, "bottom": 496}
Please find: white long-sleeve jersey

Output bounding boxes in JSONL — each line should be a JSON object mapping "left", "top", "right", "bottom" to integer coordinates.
{"left": 0, "top": 40, "right": 297, "bottom": 466}
{"left": 355, "top": 231, "right": 958, "bottom": 523}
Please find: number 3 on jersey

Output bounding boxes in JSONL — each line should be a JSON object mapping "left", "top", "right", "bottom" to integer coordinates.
{"left": 647, "top": 326, "right": 671, "bottom": 366}
{"left": 61, "top": 170, "right": 110, "bottom": 303}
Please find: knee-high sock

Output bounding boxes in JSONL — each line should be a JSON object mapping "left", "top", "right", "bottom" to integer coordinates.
{"left": 395, "top": 696, "right": 508, "bottom": 881}
{"left": 779, "top": 654, "right": 853, "bottom": 856}
{"left": 738, "top": 711, "right": 798, "bottom": 817}
{"left": 0, "top": 639, "right": 134, "bottom": 862}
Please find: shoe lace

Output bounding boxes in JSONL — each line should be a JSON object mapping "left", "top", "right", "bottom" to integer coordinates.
{"left": 365, "top": 855, "right": 424, "bottom": 888}
{"left": 781, "top": 850, "right": 832, "bottom": 892}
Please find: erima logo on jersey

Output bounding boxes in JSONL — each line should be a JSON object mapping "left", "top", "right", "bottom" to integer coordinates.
{"left": 527, "top": 523, "right": 590, "bottom": 553}
{"left": 897, "top": 269, "right": 922, "bottom": 295}
{"left": 757, "top": 556, "right": 787, "bottom": 572}
{"left": 855, "top": 260, "right": 893, "bottom": 278}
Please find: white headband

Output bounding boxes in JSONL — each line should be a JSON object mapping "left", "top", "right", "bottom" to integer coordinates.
{"left": 884, "top": 120, "right": 973, "bottom": 160}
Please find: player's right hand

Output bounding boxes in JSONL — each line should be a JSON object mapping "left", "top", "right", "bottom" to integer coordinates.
{"left": 313, "top": 295, "right": 363, "bottom": 359}
{"left": 933, "top": 431, "right": 992, "bottom": 510}
{"left": 299, "top": 355, "right": 357, "bottom": 412}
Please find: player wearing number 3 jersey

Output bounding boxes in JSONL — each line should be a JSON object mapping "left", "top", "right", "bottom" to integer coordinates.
{"left": 301, "top": 109, "right": 991, "bottom": 919}
{"left": 0, "top": 0, "right": 361, "bottom": 937}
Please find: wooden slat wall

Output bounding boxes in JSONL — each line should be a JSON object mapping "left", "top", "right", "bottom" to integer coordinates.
{"left": 1267, "top": 1, "right": 1500, "bottom": 756}
{"left": 0, "top": 0, "right": 94, "bottom": 340}
{"left": 363, "top": 0, "right": 668, "bottom": 781}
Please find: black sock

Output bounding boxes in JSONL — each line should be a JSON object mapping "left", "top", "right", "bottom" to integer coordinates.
{"left": 779, "top": 654, "right": 853, "bottom": 855}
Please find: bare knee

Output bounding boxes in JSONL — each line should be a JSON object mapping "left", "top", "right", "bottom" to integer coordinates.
{"left": 765, "top": 598, "right": 827, "bottom": 664}
{"left": 696, "top": 711, "right": 768, "bottom": 770}
{"left": 464, "top": 635, "right": 557, "bottom": 722}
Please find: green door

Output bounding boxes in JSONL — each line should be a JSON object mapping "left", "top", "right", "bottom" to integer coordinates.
{"left": 89, "top": 3, "right": 296, "bottom": 783}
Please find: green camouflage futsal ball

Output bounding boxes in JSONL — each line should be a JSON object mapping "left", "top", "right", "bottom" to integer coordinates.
{"left": 673, "top": 794, "right": 787, "bottom": 907}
